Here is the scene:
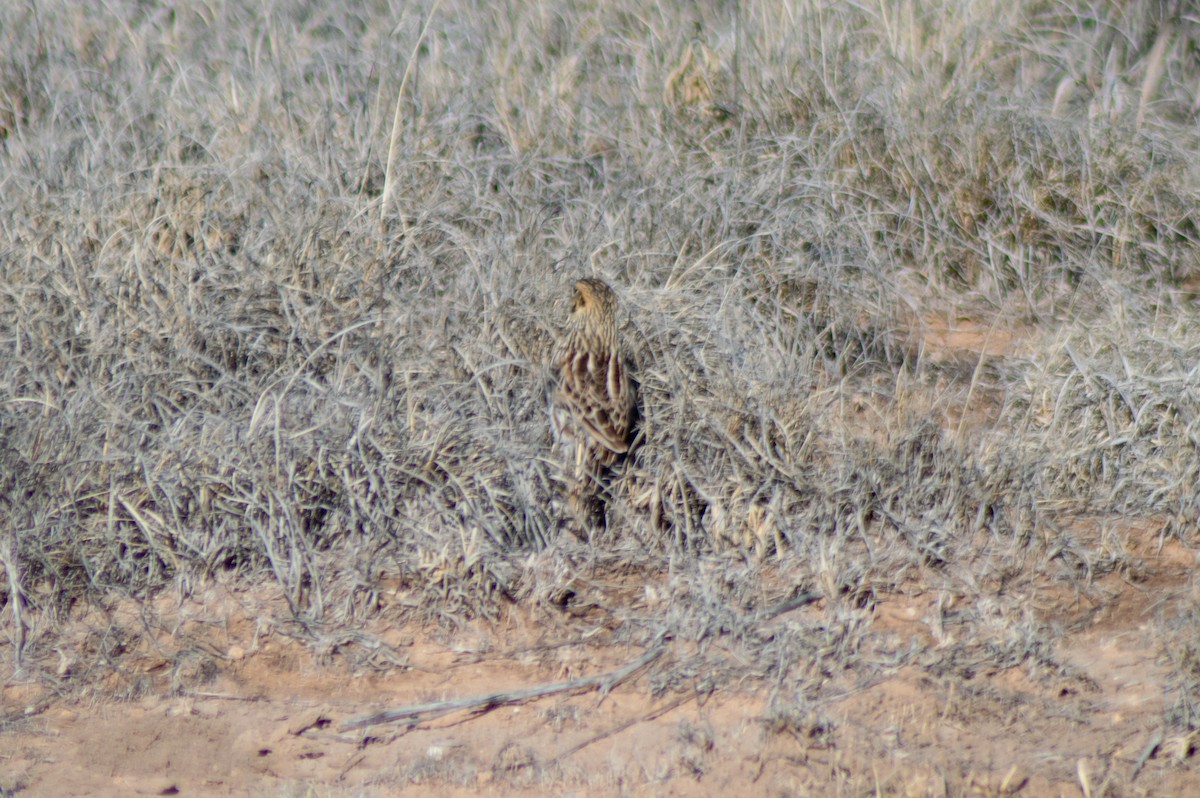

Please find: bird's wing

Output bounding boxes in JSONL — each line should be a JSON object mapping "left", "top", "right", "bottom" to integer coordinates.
{"left": 556, "top": 350, "right": 632, "bottom": 455}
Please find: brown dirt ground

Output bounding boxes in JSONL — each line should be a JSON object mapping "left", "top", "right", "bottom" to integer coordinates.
{"left": 3, "top": 525, "right": 1199, "bottom": 798}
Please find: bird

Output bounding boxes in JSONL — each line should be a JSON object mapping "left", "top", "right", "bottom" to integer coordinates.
{"left": 551, "top": 277, "right": 637, "bottom": 531}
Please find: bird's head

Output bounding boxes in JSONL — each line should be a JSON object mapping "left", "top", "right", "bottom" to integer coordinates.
{"left": 571, "top": 277, "right": 618, "bottom": 319}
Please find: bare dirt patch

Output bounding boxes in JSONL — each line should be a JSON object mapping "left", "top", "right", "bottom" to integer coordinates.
{"left": 5, "top": 526, "right": 1198, "bottom": 797}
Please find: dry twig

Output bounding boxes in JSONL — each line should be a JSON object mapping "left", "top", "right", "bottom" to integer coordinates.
{"left": 339, "top": 643, "right": 666, "bottom": 731}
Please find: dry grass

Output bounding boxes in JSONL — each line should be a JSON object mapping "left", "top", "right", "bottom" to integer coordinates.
{"left": 4, "top": 0, "right": 1200, "bottom": 789}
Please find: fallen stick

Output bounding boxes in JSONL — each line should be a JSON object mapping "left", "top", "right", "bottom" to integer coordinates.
{"left": 545, "top": 688, "right": 703, "bottom": 768}
{"left": 754, "top": 590, "right": 820, "bottom": 622}
{"left": 339, "top": 643, "right": 666, "bottom": 732}
{"left": 179, "top": 689, "right": 265, "bottom": 702}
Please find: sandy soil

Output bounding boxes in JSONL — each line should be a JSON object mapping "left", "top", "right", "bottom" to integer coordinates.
{"left": 3, "top": 524, "right": 1199, "bottom": 798}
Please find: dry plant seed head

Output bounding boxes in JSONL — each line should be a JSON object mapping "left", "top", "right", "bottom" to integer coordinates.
{"left": 663, "top": 34, "right": 737, "bottom": 121}
{"left": 552, "top": 278, "right": 637, "bottom": 527}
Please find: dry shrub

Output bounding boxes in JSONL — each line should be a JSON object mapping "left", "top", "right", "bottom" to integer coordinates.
{"left": 1, "top": 0, "right": 1199, "bottom": 722}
